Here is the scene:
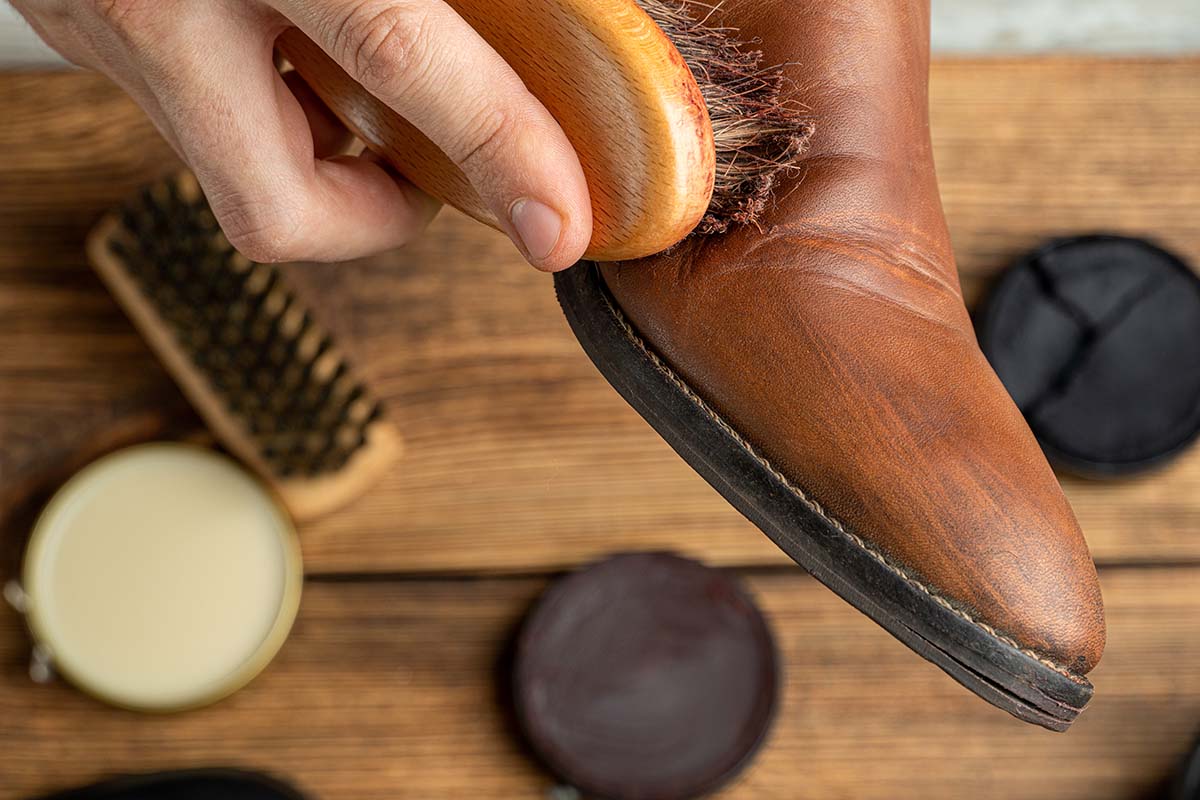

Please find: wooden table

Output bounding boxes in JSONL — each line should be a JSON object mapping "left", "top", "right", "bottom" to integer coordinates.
{"left": 2, "top": 59, "right": 1199, "bottom": 799}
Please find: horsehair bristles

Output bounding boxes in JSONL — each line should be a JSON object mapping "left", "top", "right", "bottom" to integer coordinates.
{"left": 636, "top": 0, "right": 813, "bottom": 233}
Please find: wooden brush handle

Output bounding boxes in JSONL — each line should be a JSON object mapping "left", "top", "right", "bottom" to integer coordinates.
{"left": 278, "top": 0, "right": 715, "bottom": 262}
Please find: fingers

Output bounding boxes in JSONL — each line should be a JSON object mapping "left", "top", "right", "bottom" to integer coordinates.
{"left": 19, "top": 0, "right": 588, "bottom": 268}
{"left": 267, "top": 0, "right": 592, "bottom": 271}
{"left": 133, "top": 5, "right": 441, "bottom": 263}
{"left": 282, "top": 69, "right": 355, "bottom": 158}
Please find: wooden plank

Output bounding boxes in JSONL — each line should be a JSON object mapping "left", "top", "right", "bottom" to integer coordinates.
{"left": 1, "top": 565, "right": 1197, "bottom": 799}
{"left": 2, "top": 60, "right": 1200, "bottom": 574}
{"left": 938, "top": 58, "right": 1200, "bottom": 566}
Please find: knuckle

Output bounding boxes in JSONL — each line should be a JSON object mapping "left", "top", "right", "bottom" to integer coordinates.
{"left": 333, "top": 4, "right": 434, "bottom": 95}
{"left": 215, "top": 197, "right": 306, "bottom": 263}
{"left": 87, "top": 0, "right": 150, "bottom": 28}
{"left": 453, "top": 106, "right": 514, "bottom": 173}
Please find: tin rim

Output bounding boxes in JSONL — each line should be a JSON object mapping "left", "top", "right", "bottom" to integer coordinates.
{"left": 20, "top": 441, "right": 303, "bottom": 713}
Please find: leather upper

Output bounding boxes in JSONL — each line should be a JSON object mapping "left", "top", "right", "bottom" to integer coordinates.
{"left": 601, "top": 0, "right": 1106, "bottom": 673}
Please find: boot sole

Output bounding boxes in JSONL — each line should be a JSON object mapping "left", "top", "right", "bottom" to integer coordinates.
{"left": 554, "top": 262, "right": 1092, "bottom": 732}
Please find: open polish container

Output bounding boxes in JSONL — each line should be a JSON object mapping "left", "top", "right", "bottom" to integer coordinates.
{"left": 6, "top": 442, "right": 302, "bottom": 712}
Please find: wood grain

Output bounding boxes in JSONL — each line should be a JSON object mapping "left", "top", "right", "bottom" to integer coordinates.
{"left": 278, "top": 0, "right": 715, "bottom": 262}
{"left": 2, "top": 60, "right": 1199, "bottom": 577}
{"left": 1, "top": 565, "right": 1197, "bottom": 799}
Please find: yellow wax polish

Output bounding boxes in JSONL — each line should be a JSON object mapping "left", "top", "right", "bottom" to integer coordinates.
{"left": 22, "top": 443, "right": 302, "bottom": 712}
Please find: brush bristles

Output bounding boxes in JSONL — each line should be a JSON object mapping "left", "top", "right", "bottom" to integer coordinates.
{"left": 106, "top": 175, "right": 385, "bottom": 479}
{"left": 638, "top": 0, "right": 813, "bottom": 233}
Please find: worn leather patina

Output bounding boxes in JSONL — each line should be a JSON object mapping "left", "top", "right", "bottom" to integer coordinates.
{"left": 601, "top": 0, "right": 1106, "bottom": 676}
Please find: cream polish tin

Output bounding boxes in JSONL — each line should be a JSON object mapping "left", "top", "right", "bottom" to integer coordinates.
{"left": 8, "top": 443, "right": 302, "bottom": 712}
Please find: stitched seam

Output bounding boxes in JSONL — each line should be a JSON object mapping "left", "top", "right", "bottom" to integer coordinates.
{"left": 597, "top": 281, "right": 1087, "bottom": 684}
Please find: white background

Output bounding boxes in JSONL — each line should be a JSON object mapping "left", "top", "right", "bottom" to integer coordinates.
{"left": 2, "top": 0, "right": 1199, "bottom": 66}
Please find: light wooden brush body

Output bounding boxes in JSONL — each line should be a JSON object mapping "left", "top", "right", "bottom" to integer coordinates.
{"left": 278, "top": 0, "right": 716, "bottom": 261}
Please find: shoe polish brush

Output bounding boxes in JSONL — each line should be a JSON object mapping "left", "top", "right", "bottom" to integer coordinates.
{"left": 277, "top": 0, "right": 812, "bottom": 262}
{"left": 87, "top": 172, "right": 401, "bottom": 522}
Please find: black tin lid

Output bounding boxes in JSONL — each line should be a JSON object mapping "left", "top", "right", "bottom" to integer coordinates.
{"left": 34, "top": 769, "right": 307, "bottom": 800}
{"left": 1171, "top": 733, "right": 1200, "bottom": 800}
{"left": 978, "top": 235, "right": 1200, "bottom": 476}
{"left": 513, "top": 553, "right": 778, "bottom": 800}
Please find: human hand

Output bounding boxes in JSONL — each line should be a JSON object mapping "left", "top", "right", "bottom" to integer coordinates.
{"left": 13, "top": 0, "right": 593, "bottom": 270}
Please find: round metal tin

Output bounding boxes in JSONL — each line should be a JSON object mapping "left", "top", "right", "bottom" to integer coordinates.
{"left": 20, "top": 442, "right": 302, "bottom": 712}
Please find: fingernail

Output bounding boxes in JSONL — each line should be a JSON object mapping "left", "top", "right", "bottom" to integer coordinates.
{"left": 509, "top": 198, "right": 563, "bottom": 263}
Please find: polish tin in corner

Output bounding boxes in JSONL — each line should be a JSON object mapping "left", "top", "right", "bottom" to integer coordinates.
{"left": 978, "top": 235, "right": 1200, "bottom": 476}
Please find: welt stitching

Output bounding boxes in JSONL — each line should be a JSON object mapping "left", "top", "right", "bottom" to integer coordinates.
{"left": 597, "top": 283, "right": 1086, "bottom": 684}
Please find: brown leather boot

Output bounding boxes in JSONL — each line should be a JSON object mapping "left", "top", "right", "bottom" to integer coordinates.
{"left": 555, "top": 0, "right": 1105, "bottom": 730}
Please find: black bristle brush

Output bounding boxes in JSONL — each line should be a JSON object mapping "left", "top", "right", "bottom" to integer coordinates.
{"left": 87, "top": 172, "right": 400, "bottom": 521}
